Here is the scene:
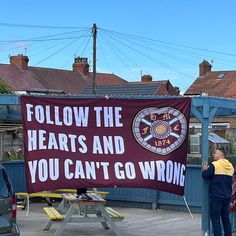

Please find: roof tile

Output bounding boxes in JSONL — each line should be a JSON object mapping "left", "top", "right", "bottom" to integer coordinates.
{"left": 184, "top": 71, "right": 236, "bottom": 98}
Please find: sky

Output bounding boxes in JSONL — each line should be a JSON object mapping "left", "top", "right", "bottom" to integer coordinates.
{"left": 1, "top": 0, "right": 236, "bottom": 93}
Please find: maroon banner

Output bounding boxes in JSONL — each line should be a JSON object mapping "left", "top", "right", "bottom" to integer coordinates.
{"left": 20, "top": 96, "right": 191, "bottom": 195}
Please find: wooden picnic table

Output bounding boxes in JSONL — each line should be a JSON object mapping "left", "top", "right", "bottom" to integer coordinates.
{"left": 43, "top": 193, "right": 123, "bottom": 236}
{"left": 15, "top": 189, "right": 109, "bottom": 214}
{"left": 53, "top": 188, "right": 109, "bottom": 198}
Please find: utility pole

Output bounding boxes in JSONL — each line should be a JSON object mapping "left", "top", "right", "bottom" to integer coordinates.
{"left": 92, "top": 23, "right": 97, "bottom": 95}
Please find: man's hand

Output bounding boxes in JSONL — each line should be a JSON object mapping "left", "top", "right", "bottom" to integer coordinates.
{"left": 202, "top": 162, "right": 209, "bottom": 170}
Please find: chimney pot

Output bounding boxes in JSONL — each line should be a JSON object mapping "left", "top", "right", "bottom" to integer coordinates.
{"left": 10, "top": 54, "right": 29, "bottom": 70}
{"left": 73, "top": 57, "right": 89, "bottom": 75}
{"left": 199, "top": 60, "right": 212, "bottom": 76}
{"left": 141, "top": 74, "right": 153, "bottom": 82}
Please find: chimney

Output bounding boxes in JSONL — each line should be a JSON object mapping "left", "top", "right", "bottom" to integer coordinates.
{"left": 141, "top": 74, "right": 153, "bottom": 82}
{"left": 174, "top": 86, "right": 180, "bottom": 95}
{"left": 199, "top": 60, "right": 212, "bottom": 76}
{"left": 10, "top": 54, "right": 29, "bottom": 70}
{"left": 72, "top": 57, "right": 89, "bottom": 76}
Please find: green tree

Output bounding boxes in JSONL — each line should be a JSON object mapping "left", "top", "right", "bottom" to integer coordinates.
{"left": 0, "top": 80, "right": 12, "bottom": 94}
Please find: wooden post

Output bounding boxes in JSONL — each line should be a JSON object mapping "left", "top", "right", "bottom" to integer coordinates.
{"left": 92, "top": 23, "right": 97, "bottom": 95}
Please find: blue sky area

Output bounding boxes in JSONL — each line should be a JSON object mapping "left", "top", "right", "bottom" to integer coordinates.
{"left": 1, "top": 0, "right": 236, "bottom": 93}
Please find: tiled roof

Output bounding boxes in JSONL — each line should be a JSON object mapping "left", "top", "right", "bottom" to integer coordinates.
{"left": 0, "top": 57, "right": 178, "bottom": 96}
{"left": 89, "top": 72, "right": 128, "bottom": 85}
{"left": 129, "top": 80, "right": 179, "bottom": 96}
{"left": 30, "top": 67, "right": 91, "bottom": 94}
{"left": 0, "top": 64, "right": 127, "bottom": 95}
{"left": 80, "top": 82, "right": 167, "bottom": 96}
{"left": 0, "top": 64, "right": 45, "bottom": 90}
{"left": 0, "top": 64, "right": 91, "bottom": 94}
{"left": 184, "top": 71, "right": 236, "bottom": 98}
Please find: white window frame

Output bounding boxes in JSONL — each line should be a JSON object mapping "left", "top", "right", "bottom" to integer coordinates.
{"left": 190, "top": 134, "right": 200, "bottom": 154}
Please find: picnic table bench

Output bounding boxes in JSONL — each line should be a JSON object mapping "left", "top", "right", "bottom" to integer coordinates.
{"left": 16, "top": 189, "right": 109, "bottom": 213}
{"left": 43, "top": 193, "right": 124, "bottom": 236}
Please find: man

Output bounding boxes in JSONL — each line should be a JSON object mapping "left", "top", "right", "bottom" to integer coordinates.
{"left": 202, "top": 148, "right": 234, "bottom": 236}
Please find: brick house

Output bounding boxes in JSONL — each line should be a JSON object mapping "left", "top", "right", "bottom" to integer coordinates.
{"left": 184, "top": 60, "right": 236, "bottom": 159}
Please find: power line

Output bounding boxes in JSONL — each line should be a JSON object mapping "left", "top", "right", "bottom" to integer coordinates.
{"left": 101, "top": 28, "right": 236, "bottom": 58}
{"left": 101, "top": 29, "right": 197, "bottom": 66}
{"left": 23, "top": 29, "right": 89, "bottom": 41}
{"left": 0, "top": 22, "right": 88, "bottom": 29}
{"left": 104, "top": 29, "right": 236, "bottom": 66}
{"left": 0, "top": 34, "right": 91, "bottom": 43}
{"left": 97, "top": 34, "right": 111, "bottom": 72}
{"left": 1, "top": 22, "right": 236, "bottom": 60}
{"left": 61, "top": 34, "right": 93, "bottom": 69}
{"left": 100, "top": 32, "right": 141, "bottom": 79}
{"left": 0, "top": 30, "right": 91, "bottom": 60}
{"left": 33, "top": 30, "right": 91, "bottom": 66}
{"left": 81, "top": 34, "right": 92, "bottom": 57}
{"left": 101, "top": 30, "right": 192, "bottom": 79}
{"left": 34, "top": 38, "right": 79, "bottom": 66}
{"left": 29, "top": 38, "right": 72, "bottom": 58}
{"left": 100, "top": 31, "right": 141, "bottom": 69}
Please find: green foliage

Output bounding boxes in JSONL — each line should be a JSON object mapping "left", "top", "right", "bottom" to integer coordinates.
{"left": 3, "top": 150, "right": 24, "bottom": 161}
{"left": 0, "top": 80, "right": 12, "bottom": 94}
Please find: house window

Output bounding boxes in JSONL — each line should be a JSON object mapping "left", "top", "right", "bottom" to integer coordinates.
{"left": 190, "top": 135, "right": 200, "bottom": 153}
{"left": 217, "top": 73, "right": 225, "bottom": 79}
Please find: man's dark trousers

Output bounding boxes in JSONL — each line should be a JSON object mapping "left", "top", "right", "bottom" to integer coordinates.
{"left": 210, "top": 197, "right": 232, "bottom": 236}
